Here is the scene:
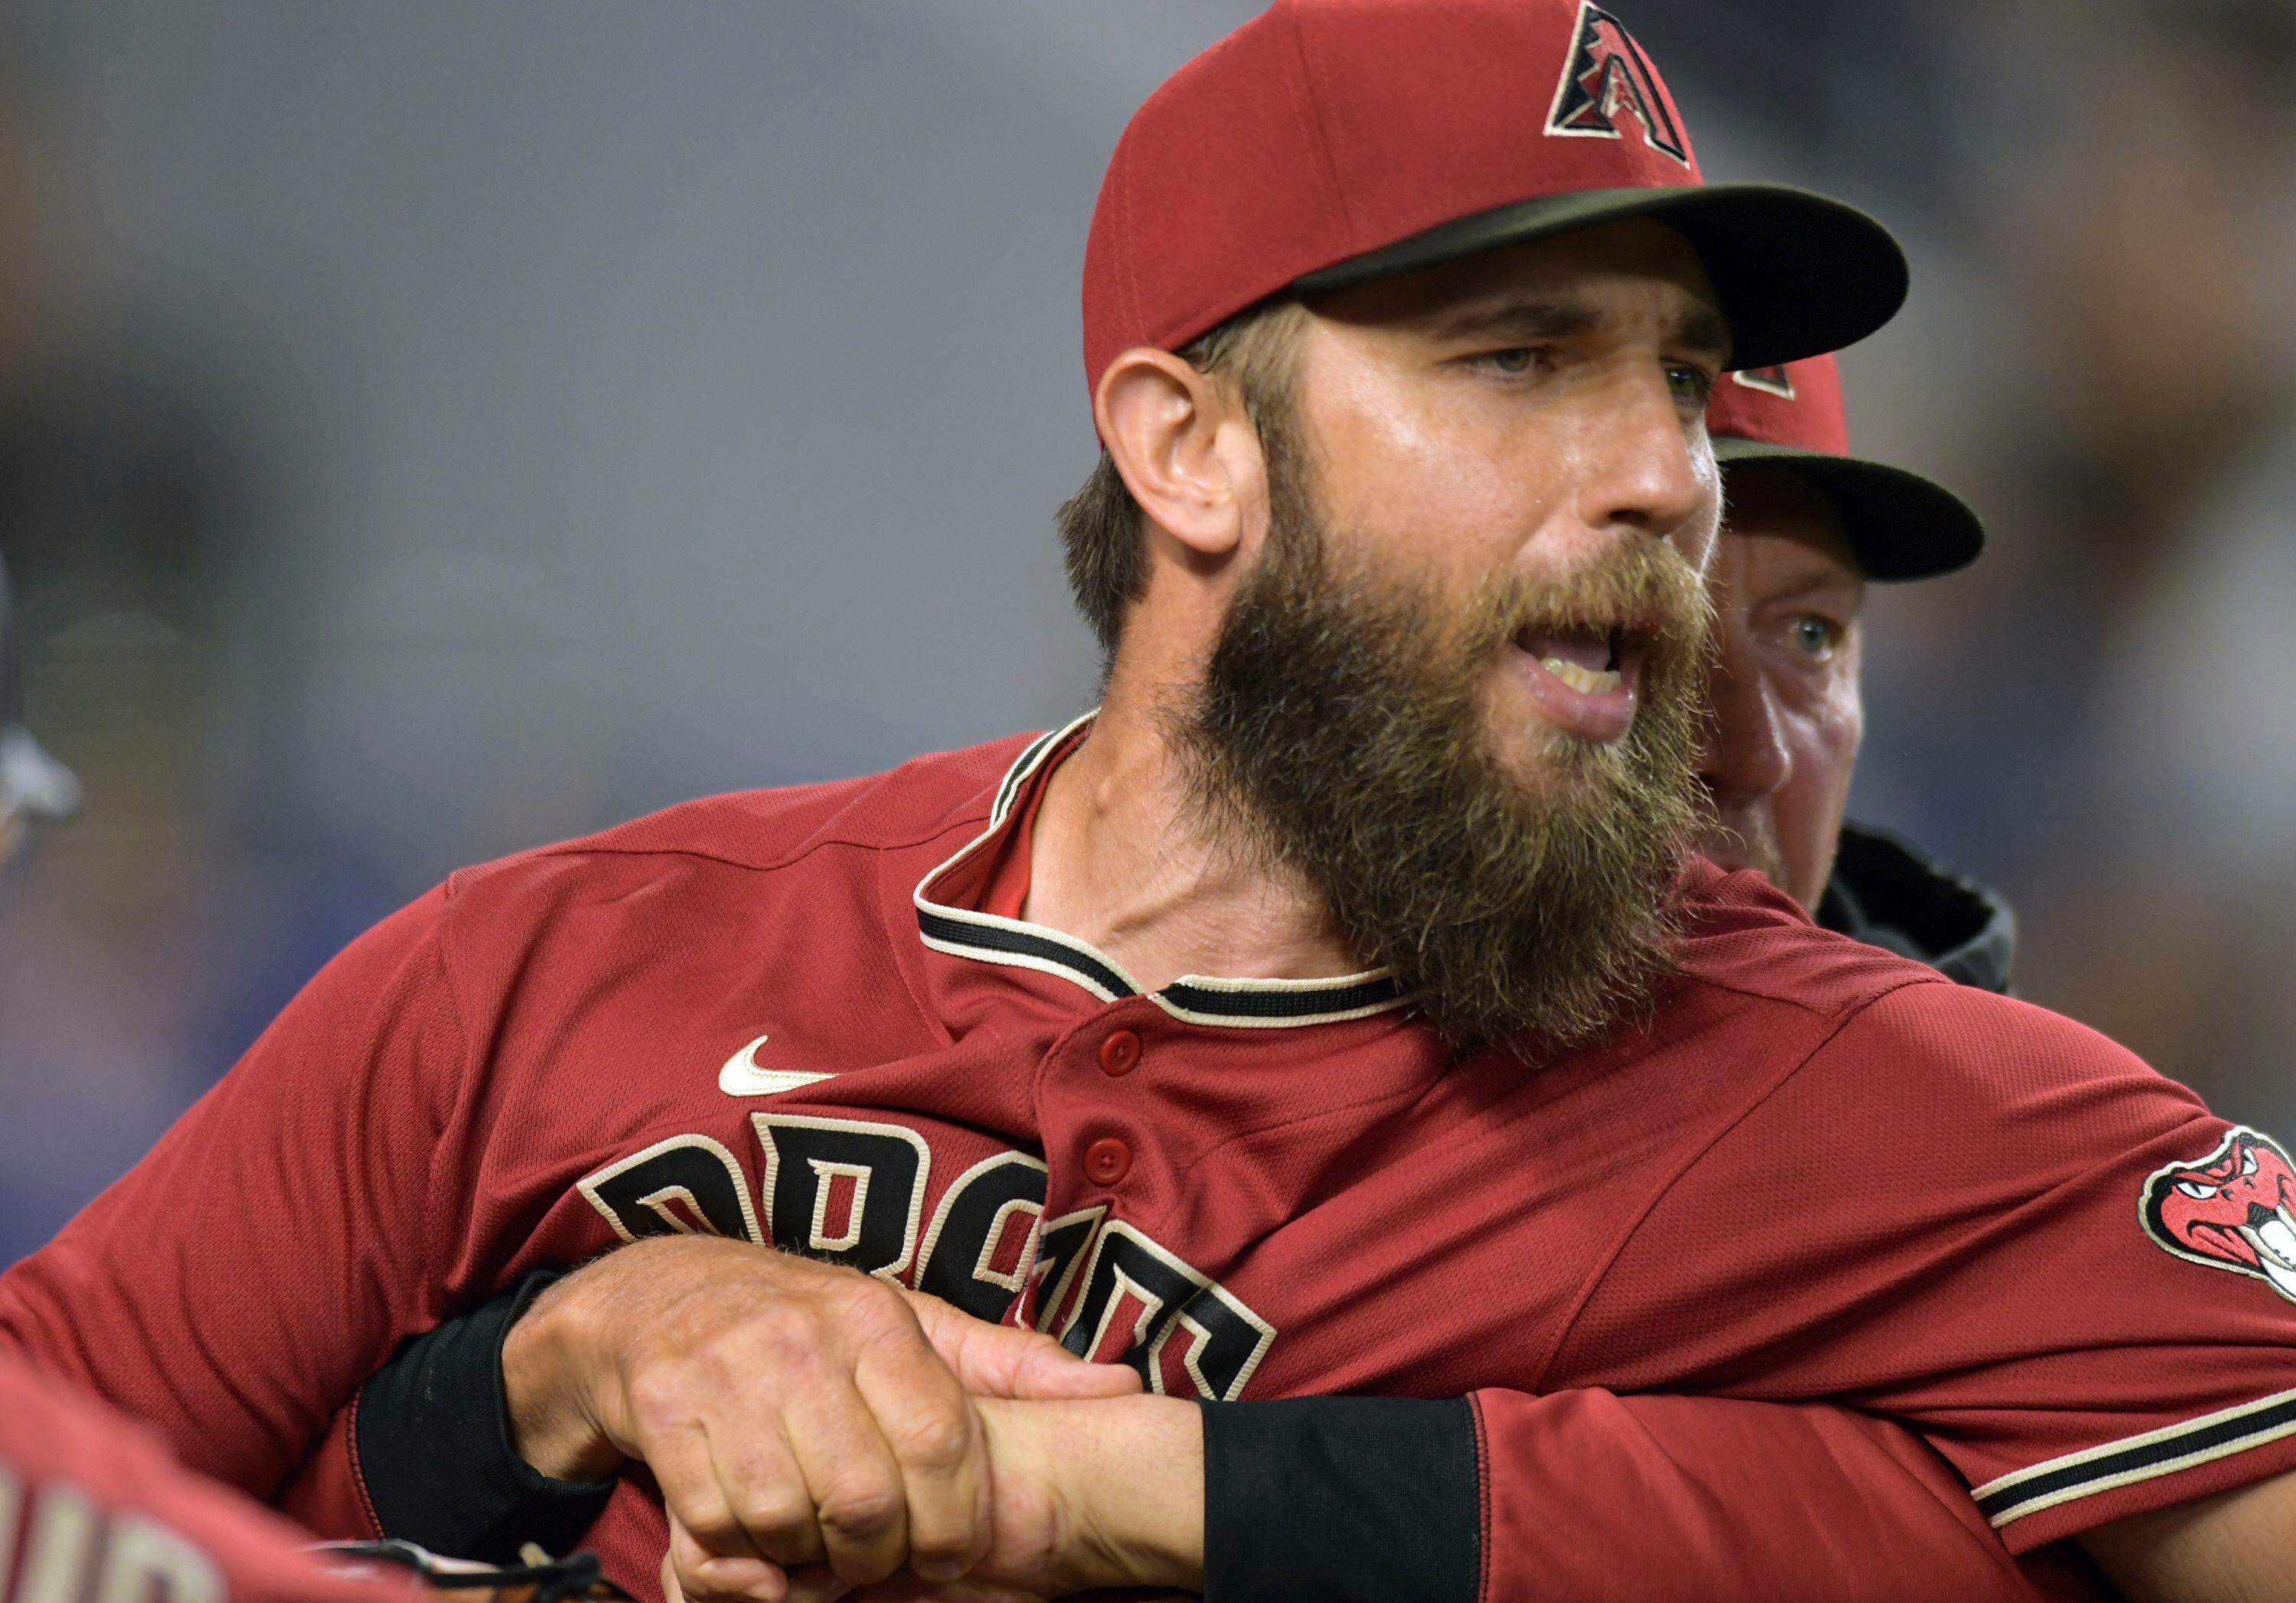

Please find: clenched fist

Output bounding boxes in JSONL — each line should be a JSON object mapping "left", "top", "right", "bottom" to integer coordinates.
{"left": 499, "top": 1236, "right": 1140, "bottom": 1601}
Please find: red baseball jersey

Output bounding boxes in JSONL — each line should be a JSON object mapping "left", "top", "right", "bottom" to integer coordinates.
{"left": 5, "top": 722, "right": 2290, "bottom": 1598}
{"left": 0, "top": 1348, "right": 409, "bottom": 1603}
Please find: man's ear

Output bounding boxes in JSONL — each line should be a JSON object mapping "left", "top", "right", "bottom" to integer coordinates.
{"left": 1093, "top": 348, "right": 1261, "bottom": 561}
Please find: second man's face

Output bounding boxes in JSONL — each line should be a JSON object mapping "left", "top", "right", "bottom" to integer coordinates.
{"left": 1694, "top": 464, "right": 1867, "bottom": 911}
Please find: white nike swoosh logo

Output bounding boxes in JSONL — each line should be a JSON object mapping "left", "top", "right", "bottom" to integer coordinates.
{"left": 718, "top": 1034, "right": 837, "bottom": 1097}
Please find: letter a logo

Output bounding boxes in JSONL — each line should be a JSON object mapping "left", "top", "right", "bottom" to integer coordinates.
{"left": 1732, "top": 367, "right": 1795, "bottom": 399}
{"left": 1544, "top": 3, "right": 1691, "bottom": 169}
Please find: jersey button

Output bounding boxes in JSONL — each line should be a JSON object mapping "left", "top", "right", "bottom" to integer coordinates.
{"left": 1083, "top": 1136, "right": 1133, "bottom": 1187}
{"left": 1097, "top": 1028, "right": 1143, "bottom": 1077}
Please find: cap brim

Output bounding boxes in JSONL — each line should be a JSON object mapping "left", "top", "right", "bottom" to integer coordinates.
{"left": 1714, "top": 438, "right": 1984, "bottom": 582}
{"left": 1290, "top": 184, "right": 1906, "bottom": 373}
{"left": 0, "top": 725, "right": 83, "bottom": 822}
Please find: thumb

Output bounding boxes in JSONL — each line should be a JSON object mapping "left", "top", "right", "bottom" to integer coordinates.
{"left": 905, "top": 1295, "right": 1143, "bottom": 1400}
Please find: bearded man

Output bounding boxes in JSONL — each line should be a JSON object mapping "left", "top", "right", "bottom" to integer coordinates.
{"left": 6, "top": 5, "right": 2293, "bottom": 1603}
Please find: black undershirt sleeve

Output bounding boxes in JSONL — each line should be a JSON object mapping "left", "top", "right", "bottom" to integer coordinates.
{"left": 354, "top": 1272, "right": 617, "bottom": 1563}
{"left": 1199, "top": 1395, "right": 1482, "bottom": 1603}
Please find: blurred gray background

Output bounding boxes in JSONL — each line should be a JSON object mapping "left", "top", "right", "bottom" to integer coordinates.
{"left": 3, "top": 0, "right": 2292, "bottom": 1258}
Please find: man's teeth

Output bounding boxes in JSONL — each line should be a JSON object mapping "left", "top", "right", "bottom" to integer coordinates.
{"left": 1541, "top": 657, "right": 1623, "bottom": 695}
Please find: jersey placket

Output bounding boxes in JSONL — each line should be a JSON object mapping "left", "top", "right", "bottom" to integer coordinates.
{"left": 905, "top": 717, "right": 1424, "bottom": 1398}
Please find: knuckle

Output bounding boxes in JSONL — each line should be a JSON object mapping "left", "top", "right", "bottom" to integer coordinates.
{"left": 673, "top": 1500, "right": 743, "bottom": 1549}
{"left": 752, "top": 1308, "right": 835, "bottom": 1371}
{"left": 815, "top": 1475, "right": 902, "bottom": 1539}
{"left": 732, "top": 1485, "right": 814, "bottom": 1540}
{"left": 620, "top": 1367, "right": 690, "bottom": 1429}
{"left": 904, "top": 1519, "right": 975, "bottom": 1564}
{"left": 829, "top": 1271, "right": 908, "bottom": 1325}
{"left": 892, "top": 1406, "right": 974, "bottom": 1475}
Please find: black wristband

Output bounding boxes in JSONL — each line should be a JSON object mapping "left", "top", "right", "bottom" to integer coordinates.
{"left": 1200, "top": 1395, "right": 1480, "bottom": 1603}
{"left": 354, "top": 1272, "right": 617, "bottom": 1562}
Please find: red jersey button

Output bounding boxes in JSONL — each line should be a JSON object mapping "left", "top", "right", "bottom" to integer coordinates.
{"left": 1097, "top": 1029, "right": 1143, "bottom": 1077}
{"left": 1082, "top": 1136, "right": 1133, "bottom": 1187}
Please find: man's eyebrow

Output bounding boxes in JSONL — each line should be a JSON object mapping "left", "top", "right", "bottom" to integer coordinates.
{"left": 1424, "top": 298, "right": 1733, "bottom": 363}
{"left": 1748, "top": 561, "right": 1867, "bottom": 605}
{"left": 1424, "top": 298, "right": 1601, "bottom": 344}
{"left": 1670, "top": 307, "right": 1730, "bottom": 364}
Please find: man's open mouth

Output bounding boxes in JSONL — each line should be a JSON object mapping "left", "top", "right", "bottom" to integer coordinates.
{"left": 1519, "top": 624, "right": 1626, "bottom": 693}
{"left": 1511, "top": 623, "right": 1647, "bottom": 744}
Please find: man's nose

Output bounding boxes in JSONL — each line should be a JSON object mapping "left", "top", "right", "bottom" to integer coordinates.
{"left": 1574, "top": 373, "right": 1712, "bottom": 550}
{"left": 1698, "top": 630, "right": 1790, "bottom": 804}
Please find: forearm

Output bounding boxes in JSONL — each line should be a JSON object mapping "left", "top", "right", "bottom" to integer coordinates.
{"left": 2081, "top": 1469, "right": 2296, "bottom": 1603}
{"left": 363, "top": 1279, "right": 2047, "bottom": 1601}
{"left": 1470, "top": 1390, "right": 2042, "bottom": 1603}
{"left": 980, "top": 1393, "right": 1205, "bottom": 1594}
{"left": 1188, "top": 1389, "right": 2042, "bottom": 1603}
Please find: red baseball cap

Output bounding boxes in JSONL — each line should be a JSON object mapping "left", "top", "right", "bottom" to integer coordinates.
{"left": 1709, "top": 356, "right": 1984, "bottom": 581}
{"left": 1082, "top": 0, "right": 1907, "bottom": 397}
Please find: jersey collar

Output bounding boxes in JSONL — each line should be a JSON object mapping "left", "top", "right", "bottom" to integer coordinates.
{"left": 913, "top": 712, "right": 1409, "bottom": 1029}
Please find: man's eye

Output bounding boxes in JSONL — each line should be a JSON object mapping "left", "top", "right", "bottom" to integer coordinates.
{"left": 1479, "top": 348, "right": 1537, "bottom": 376}
{"left": 1789, "top": 617, "right": 1839, "bottom": 659}
{"left": 1667, "top": 364, "right": 1715, "bottom": 406}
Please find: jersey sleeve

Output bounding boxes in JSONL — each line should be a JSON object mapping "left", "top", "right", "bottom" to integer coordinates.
{"left": 343, "top": 1282, "right": 2058, "bottom": 1603}
{"left": 0, "top": 888, "right": 471, "bottom": 1499}
{"left": 0, "top": 1348, "right": 413, "bottom": 1603}
{"left": 1557, "top": 980, "right": 2296, "bottom": 1553}
{"left": 1202, "top": 1389, "right": 2063, "bottom": 1603}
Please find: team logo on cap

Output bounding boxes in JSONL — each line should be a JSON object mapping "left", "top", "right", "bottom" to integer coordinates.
{"left": 2141, "top": 1126, "right": 2296, "bottom": 1306}
{"left": 1731, "top": 367, "right": 1795, "bottom": 399}
{"left": 1544, "top": 3, "right": 1690, "bottom": 169}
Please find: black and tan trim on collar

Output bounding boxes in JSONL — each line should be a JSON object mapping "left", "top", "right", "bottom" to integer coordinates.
{"left": 915, "top": 713, "right": 1409, "bottom": 1029}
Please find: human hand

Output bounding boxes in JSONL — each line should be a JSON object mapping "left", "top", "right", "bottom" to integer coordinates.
{"left": 829, "top": 1395, "right": 1206, "bottom": 1603}
{"left": 500, "top": 1236, "right": 1139, "bottom": 1601}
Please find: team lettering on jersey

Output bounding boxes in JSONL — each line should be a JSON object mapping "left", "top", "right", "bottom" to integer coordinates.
{"left": 2142, "top": 1126, "right": 2296, "bottom": 1306}
{"left": 574, "top": 1116, "right": 1276, "bottom": 1401}
{"left": 0, "top": 1461, "right": 222, "bottom": 1603}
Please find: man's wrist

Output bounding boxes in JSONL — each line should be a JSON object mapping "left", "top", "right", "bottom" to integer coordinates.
{"left": 1058, "top": 1394, "right": 1207, "bottom": 1592}
{"left": 354, "top": 1273, "right": 618, "bottom": 1562}
{"left": 501, "top": 1273, "right": 625, "bottom": 1484}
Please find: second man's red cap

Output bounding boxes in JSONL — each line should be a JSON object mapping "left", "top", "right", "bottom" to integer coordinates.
{"left": 1709, "top": 357, "right": 1985, "bottom": 582}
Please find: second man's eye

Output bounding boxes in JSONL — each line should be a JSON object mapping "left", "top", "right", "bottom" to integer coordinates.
{"left": 1667, "top": 364, "right": 1715, "bottom": 406}
{"left": 1791, "top": 617, "right": 1839, "bottom": 658}
{"left": 1483, "top": 348, "right": 1535, "bottom": 375}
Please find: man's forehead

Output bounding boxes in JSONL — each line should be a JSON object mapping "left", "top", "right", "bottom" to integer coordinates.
{"left": 1307, "top": 218, "right": 1727, "bottom": 350}
{"left": 1720, "top": 466, "right": 1864, "bottom": 590}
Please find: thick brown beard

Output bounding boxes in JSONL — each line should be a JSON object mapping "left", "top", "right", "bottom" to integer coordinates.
{"left": 1179, "top": 414, "right": 1713, "bottom": 1054}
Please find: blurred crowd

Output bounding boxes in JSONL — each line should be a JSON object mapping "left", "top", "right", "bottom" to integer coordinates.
{"left": 2, "top": 0, "right": 2292, "bottom": 1261}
